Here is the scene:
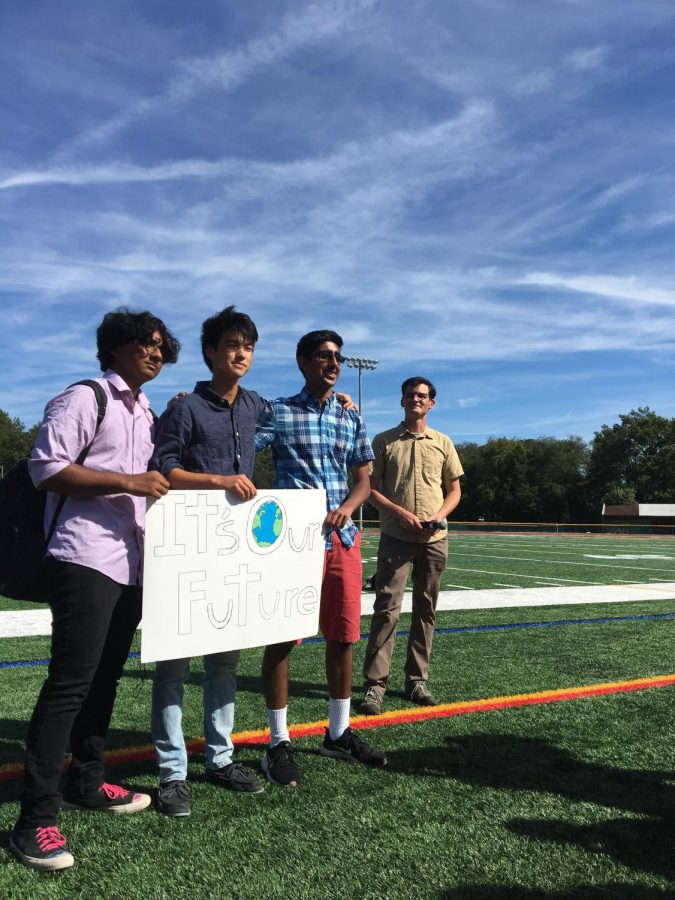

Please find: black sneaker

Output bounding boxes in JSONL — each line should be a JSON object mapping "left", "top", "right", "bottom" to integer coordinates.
{"left": 9, "top": 825, "right": 74, "bottom": 871}
{"left": 405, "top": 681, "right": 439, "bottom": 706}
{"left": 358, "top": 686, "right": 383, "bottom": 716}
{"left": 260, "top": 741, "right": 302, "bottom": 787}
{"left": 206, "top": 762, "right": 264, "bottom": 794}
{"left": 320, "top": 727, "right": 388, "bottom": 766}
{"left": 61, "top": 782, "right": 151, "bottom": 814}
{"left": 157, "top": 780, "right": 191, "bottom": 817}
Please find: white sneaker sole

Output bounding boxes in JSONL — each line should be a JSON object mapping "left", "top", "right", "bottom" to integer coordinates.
{"left": 9, "top": 838, "right": 75, "bottom": 871}
{"left": 62, "top": 792, "right": 151, "bottom": 814}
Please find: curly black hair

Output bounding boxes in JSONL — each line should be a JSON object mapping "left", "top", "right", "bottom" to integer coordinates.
{"left": 96, "top": 307, "right": 180, "bottom": 371}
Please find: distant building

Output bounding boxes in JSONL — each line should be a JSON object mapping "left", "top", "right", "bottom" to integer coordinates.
{"left": 602, "top": 503, "right": 675, "bottom": 534}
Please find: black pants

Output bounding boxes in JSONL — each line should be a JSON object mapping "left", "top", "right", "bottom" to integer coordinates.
{"left": 18, "top": 557, "right": 142, "bottom": 827}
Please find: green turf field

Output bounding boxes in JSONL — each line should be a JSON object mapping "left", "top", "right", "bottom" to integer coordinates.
{"left": 360, "top": 531, "right": 675, "bottom": 591}
{"left": 2, "top": 532, "right": 674, "bottom": 612}
{"left": 1, "top": 535, "right": 675, "bottom": 896}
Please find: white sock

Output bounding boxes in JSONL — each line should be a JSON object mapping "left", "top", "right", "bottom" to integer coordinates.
{"left": 328, "top": 698, "right": 351, "bottom": 740}
{"left": 266, "top": 707, "right": 290, "bottom": 748}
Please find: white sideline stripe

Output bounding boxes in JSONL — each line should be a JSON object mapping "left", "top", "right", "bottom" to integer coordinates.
{"left": 403, "top": 583, "right": 675, "bottom": 613}
{"left": 4, "top": 583, "right": 675, "bottom": 639}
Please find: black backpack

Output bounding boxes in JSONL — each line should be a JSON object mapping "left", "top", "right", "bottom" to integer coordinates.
{"left": 0, "top": 380, "right": 107, "bottom": 603}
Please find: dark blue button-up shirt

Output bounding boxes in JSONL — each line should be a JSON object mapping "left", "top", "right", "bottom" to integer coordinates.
{"left": 151, "top": 381, "right": 271, "bottom": 478}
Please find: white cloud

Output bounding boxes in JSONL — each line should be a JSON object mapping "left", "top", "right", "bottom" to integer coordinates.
{"left": 519, "top": 272, "right": 675, "bottom": 307}
{"left": 565, "top": 45, "right": 609, "bottom": 72}
{"left": 56, "top": 0, "right": 377, "bottom": 158}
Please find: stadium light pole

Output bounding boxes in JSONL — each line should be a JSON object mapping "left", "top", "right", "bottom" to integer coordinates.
{"left": 342, "top": 355, "right": 378, "bottom": 530}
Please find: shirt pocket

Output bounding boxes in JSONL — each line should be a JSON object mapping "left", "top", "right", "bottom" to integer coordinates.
{"left": 418, "top": 443, "right": 445, "bottom": 484}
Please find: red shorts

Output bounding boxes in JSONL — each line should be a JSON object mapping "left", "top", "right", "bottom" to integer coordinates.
{"left": 319, "top": 531, "right": 362, "bottom": 643}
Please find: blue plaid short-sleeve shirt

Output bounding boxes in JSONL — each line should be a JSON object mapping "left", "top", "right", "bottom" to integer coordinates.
{"left": 255, "top": 387, "right": 374, "bottom": 548}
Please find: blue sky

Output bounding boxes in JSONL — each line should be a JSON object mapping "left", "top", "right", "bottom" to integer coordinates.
{"left": 2, "top": 0, "right": 674, "bottom": 445}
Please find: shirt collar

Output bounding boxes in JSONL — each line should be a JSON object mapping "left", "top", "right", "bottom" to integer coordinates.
{"left": 194, "top": 380, "right": 241, "bottom": 408}
{"left": 299, "top": 385, "right": 336, "bottom": 410}
{"left": 397, "top": 420, "right": 430, "bottom": 439}
{"left": 104, "top": 370, "right": 150, "bottom": 410}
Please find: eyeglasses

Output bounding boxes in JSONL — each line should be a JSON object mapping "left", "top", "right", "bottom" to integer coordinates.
{"left": 138, "top": 337, "right": 164, "bottom": 357}
{"left": 404, "top": 392, "right": 431, "bottom": 400}
{"left": 311, "top": 351, "right": 345, "bottom": 363}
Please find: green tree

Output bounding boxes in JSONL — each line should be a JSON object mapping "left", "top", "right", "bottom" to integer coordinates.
{"left": 252, "top": 445, "right": 275, "bottom": 489}
{"left": 587, "top": 407, "right": 675, "bottom": 507}
{"left": 0, "top": 410, "right": 39, "bottom": 475}
{"left": 455, "top": 436, "right": 590, "bottom": 522}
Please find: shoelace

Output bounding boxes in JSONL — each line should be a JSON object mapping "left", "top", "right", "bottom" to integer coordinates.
{"left": 364, "top": 688, "right": 380, "bottom": 703}
{"left": 101, "top": 783, "right": 130, "bottom": 800}
{"left": 276, "top": 743, "right": 297, "bottom": 765}
{"left": 165, "top": 782, "right": 190, "bottom": 800}
{"left": 36, "top": 826, "right": 67, "bottom": 853}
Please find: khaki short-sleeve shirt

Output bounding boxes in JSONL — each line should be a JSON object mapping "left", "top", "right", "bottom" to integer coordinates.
{"left": 370, "top": 423, "right": 463, "bottom": 544}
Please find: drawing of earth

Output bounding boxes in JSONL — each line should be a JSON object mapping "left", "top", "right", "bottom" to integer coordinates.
{"left": 251, "top": 500, "right": 284, "bottom": 549}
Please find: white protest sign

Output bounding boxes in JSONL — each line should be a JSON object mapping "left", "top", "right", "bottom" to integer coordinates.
{"left": 141, "top": 489, "right": 326, "bottom": 663}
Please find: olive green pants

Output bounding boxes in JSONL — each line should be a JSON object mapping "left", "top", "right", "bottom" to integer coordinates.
{"left": 362, "top": 533, "right": 448, "bottom": 693}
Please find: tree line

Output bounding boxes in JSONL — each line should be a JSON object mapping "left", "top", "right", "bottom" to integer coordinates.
{"left": 2, "top": 407, "right": 673, "bottom": 523}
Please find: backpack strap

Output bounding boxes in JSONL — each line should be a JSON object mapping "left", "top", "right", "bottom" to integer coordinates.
{"left": 45, "top": 380, "right": 108, "bottom": 546}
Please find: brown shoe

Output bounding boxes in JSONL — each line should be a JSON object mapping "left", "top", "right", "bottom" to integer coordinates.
{"left": 405, "top": 681, "right": 439, "bottom": 706}
{"left": 358, "top": 687, "right": 383, "bottom": 715}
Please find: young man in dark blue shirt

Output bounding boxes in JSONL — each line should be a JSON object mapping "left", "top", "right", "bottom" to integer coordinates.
{"left": 150, "top": 306, "right": 268, "bottom": 815}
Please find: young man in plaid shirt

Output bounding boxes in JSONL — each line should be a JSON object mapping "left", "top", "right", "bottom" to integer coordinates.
{"left": 255, "top": 330, "right": 388, "bottom": 786}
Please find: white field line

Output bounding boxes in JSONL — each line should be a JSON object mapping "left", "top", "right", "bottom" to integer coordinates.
{"left": 443, "top": 564, "right": 603, "bottom": 585}
{"left": 448, "top": 550, "right": 675, "bottom": 575}
{"left": 443, "top": 583, "right": 474, "bottom": 590}
{"left": 493, "top": 583, "right": 522, "bottom": 588}
{"left": 535, "top": 581, "right": 564, "bottom": 586}
{"left": 452, "top": 542, "right": 675, "bottom": 562}
{"left": 451, "top": 533, "right": 674, "bottom": 541}
{"left": 370, "top": 582, "right": 675, "bottom": 614}
{"left": 451, "top": 538, "right": 675, "bottom": 555}
{"left": 4, "top": 582, "right": 675, "bottom": 637}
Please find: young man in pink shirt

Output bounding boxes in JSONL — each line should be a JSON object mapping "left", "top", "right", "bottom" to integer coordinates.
{"left": 10, "top": 308, "right": 180, "bottom": 872}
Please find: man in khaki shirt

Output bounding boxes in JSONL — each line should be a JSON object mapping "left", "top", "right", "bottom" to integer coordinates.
{"left": 359, "top": 377, "right": 463, "bottom": 714}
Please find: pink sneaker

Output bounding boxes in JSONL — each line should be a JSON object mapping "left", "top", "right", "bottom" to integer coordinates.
{"left": 10, "top": 825, "right": 75, "bottom": 871}
{"left": 62, "top": 782, "right": 151, "bottom": 814}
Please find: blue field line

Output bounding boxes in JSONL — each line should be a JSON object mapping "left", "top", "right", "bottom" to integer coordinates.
{"left": 2, "top": 612, "right": 675, "bottom": 670}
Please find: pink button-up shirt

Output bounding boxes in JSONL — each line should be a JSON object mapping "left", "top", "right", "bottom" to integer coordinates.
{"left": 28, "top": 370, "right": 156, "bottom": 586}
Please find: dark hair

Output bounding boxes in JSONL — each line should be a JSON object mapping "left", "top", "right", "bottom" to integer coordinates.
{"left": 401, "top": 376, "right": 436, "bottom": 400}
{"left": 96, "top": 308, "right": 180, "bottom": 371}
{"left": 296, "top": 329, "right": 343, "bottom": 374}
{"left": 201, "top": 306, "right": 259, "bottom": 371}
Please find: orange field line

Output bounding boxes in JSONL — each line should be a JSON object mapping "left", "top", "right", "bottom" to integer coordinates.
{"left": 1, "top": 673, "right": 673, "bottom": 783}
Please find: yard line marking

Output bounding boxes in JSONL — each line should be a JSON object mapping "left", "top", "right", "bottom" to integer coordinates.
{"left": 493, "top": 583, "right": 521, "bottom": 588}
{"left": 443, "top": 565, "right": 603, "bottom": 584}
{"left": 2, "top": 672, "right": 674, "bottom": 782}
{"left": 448, "top": 550, "right": 675, "bottom": 574}
{"left": 443, "top": 583, "right": 473, "bottom": 590}
{"left": 534, "top": 581, "right": 564, "bottom": 586}
{"left": 451, "top": 539, "right": 675, "bottom": 559}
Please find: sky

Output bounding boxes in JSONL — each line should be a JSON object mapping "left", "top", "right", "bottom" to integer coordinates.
{"left": 2, "top": 0, "right": 674, "bottom": 446}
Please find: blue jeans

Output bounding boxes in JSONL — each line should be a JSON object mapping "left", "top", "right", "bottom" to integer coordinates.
{"left": 152, "top": 650, "right": 240, "bottom": 783}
